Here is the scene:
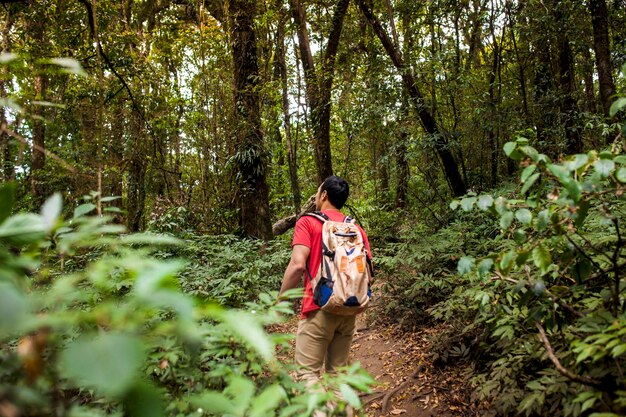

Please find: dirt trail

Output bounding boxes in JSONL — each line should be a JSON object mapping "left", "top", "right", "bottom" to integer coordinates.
{"left": 275, "top": 305, "right": 474, "bottom": 416}
{"left": 353, "top": 310, "right": 471, "bottom": 416}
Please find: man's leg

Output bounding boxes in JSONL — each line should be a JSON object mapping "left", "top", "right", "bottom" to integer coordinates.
{"left": 324, "top": 314, "right": 357, "bottom": 417}
{"left": 325, "top": 314, "right": 356, "bottom": 374}
{"left": 295, "top": 310, "right": 336, "bottom": 385}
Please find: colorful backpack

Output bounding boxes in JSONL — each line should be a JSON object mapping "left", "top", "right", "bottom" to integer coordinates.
{"left": 304, "top": 211, "right": 373, "bottom": 315}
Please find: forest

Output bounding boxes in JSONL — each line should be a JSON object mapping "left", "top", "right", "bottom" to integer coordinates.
{"left": 2, "top": 0, "right": 626, "bottom": 415}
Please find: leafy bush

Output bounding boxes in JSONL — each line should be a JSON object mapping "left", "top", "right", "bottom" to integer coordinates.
{"left": 444, "top": 138, "right": 626, "bottom": 416}
{"left": 0, "top": 183, "right": 374, "bottom": 416}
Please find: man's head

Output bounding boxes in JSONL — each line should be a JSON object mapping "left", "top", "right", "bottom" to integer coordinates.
{"left": 315, "top": 176, "right": 349, "bottom": 210}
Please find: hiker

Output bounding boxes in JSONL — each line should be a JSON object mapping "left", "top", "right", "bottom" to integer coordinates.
{"left": 278, "top": 175, "right": 373, "bottom": 391}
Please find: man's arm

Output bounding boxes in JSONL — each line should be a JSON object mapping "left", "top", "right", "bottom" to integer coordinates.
{"left": 278, "top": 244, "right": 310, "bottom": 298}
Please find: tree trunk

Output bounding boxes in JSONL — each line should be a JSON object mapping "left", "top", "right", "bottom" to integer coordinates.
{"left": 589, "top": 0, "right": 617, "bottom": 121}
{"left": 277, "top": 6, "right": 301, "bottom": 212}
{"left": 30, "top": 14, "right": 47, "bottom": 203}
{"left": 0, "top": 9, "right": 14, "bottom": 182}
{"left": 532, "top": 40, "right": 553, "bottom": 149}
{"left": 31, "top": 73, "right": 47, "bottom": 201}
{"left": 356, "top": 0, "right": 466, "bottom": 197}
{"left": 580, "top": 46, "right": 597, "bottom": 113}
{"left": 558, "top": 36, "right": 583, "bottom": 154}
{"left": 553, "top": 3, "right": 583, "bottom": 154}
{"left": 126, "top": 113, "right": 147, "bottom": 232}
{"left": 229, "top": 0, "right": 273, "bottom": 240}
{"left": 289, "top": 0, "right": 350, "bottom": 183}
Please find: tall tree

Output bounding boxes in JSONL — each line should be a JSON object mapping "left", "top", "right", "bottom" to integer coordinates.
{"left": 228, "top": 0, "right": 273, "bottom": 240}
{"left": 30, "top": 14, "right": 48, "bottom": 202}
{"left": 289, "top": 0, "right": 350, "bottom": 183}
{"left": 589, "top": 0, "right": 617, "bottom": 123}
{"left": 356, "top": 0, "right": 467, "bottom": 197}
{"left": 276, "top": 3, "right": 301, "bottom": 212}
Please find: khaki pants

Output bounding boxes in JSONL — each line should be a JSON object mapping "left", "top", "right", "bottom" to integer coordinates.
{"left": 295, "top": 310, "right": 356, "bottom": 416}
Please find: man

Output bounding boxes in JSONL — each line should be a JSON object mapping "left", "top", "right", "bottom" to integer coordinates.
{"left": 279, "top": 175, "right": 372, "bottom": 388}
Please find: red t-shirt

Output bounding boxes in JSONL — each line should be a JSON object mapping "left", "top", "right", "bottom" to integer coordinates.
{"left": 292, "top": 210, "right": 372, "bottom": 318}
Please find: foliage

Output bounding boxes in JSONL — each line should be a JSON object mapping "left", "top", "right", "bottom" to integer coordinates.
{"left": 442, "top": 137, "right": 626, "bottom": 416}
{"left": 0, "top": 183, "right": 375, "bottom": 416}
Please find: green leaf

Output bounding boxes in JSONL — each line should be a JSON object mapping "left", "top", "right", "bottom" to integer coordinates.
{"left": 226, "top": 376, "right": 255, "bottom": 414}
{"left": 611, "top": 344, "right": 626, "bottom": 358}
{"left": 0, "top": 182, "right": 16, "bottom": 224}
{"left": 0, "top": 282, "right": 30, "bottom": 337}
{"left": 532, "top": 245, "right": 552, "bottom": 273}
{"left": 100, "top": 196, "right": 121, "bottom": 202}
{"left": 122, "top": 381, "right": 164, "bottom": 417}
{"left": 568, "top": 154, "right": 589, "bottom": 171}
{"left": 499, "top": 251, "right": 516, "bottom": 274}
{"left": 41, "top": 193, "right": 62, "bottom": 231}
{"left": 535, "top": 210, "right": 550, "bottom": 232}
{"left": 572, "top": 259, "right": 592, "bottom": 283}
{"left": 73, "top": 203, "right": 96, "bottom": 219}
{"left": 547, "top": 163, "right": 570, "bottom": 184}
{"left": 515, "top": 209, "right": 533, "bottom": 225}
{"left": 513, "top": 230, "right": 527, "bottom": 245}
{"left": 616, "top": 168, "right": 626, "bottom": 183}
{"left": 449, "top": 200, "right": 459, "bottom": 210}
{"left": 31, "top": 100, "right": 66, "bottom": 109}
{"left": 457, "top": 256, "right": 475, "bottom": 275}
{"left": 49, "top": 57, "right": 87, "bottom": 76}
{"left": 339, "top": 384, "right": 361, "bottom": 408}
{"left": 581, "top": 397, "right": 598, "bottom": 413}
{"left": 494, "top": 196, "right": 508, "bottom": 215}
{"left": 594, "top": 159, "right": 615, "bottom": 178}
{"left": 191, "top": 392, "right": 235, "bottom": 415}
{"left": 520, "top": 146, "right": 539, "bottom": 161}
{"left": 500, "top": 211, "right": 514, "bottom": 230}
{"left": 477, "top": 258, "right": 494, "bottom": 278}
{"left": 521, "top": 165, "right": 537, "bottom": 182}
{"left": 0, "top": 213, "right": 46, "bottom": 246}
{"left": 516, "top": 250, "right": 531, "bottom": 266}
{"left": 477, "top": 195, "right": 494, "bottom": 211}
{"left": 610, "top": 97, "right": 626, "bottom": 117}
{"left": 249, "top": 385, "right": 286, "bottom": 417}
{"left": 59, "top": 333, "right": 145, "bottom": 397}
{"left": 564, "top": 179, "right": 582, "bottom": 203}
{"left": 134, "top": 260, "right": 185, "bottom": 297}
{"left": 503, "top": 141, "right": 517, "bottom": 156}
{"left": 574, "top": 201, "right": 590, "bottom": 227}
{"left": 214, "top": 310, "right": 274, "bottom": 361}
{"left": 460, "top": 197, "right": 476, "bottom": 212}
{"left": 521, "top": 173, "right": 540, "bottom": 195}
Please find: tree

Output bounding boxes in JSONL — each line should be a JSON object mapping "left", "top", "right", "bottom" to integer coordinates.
{"left": 589, "top": 0, "right": 617, "bottom": 121}
{"left": 356, "top": 0, "right": 467, "bottom": 197}
{"left": 289, "top": 0, "right": 351, "bottom": 183}
{"left": 228, "top": 0, "right": 273, "bottom": 240}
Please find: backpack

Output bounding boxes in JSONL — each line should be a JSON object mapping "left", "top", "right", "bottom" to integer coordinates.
{"left": 304, "top": 211, "right": 373, "bottom": 315}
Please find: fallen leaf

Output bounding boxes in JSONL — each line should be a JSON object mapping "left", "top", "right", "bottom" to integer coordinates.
{"left": 390, "top": 409, "right": 406, "bottom": 415}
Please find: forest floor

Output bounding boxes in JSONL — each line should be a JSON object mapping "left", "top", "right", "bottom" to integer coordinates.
{"left": 273, "top": 302, "right": 476, "bottom": 416}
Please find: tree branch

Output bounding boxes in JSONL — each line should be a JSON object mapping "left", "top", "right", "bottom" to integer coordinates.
{"left": 272, "top": 194, "right": 315, "bottom": 235}
{"left": 535, "top": 321, "right": 602, "bottom": 388}
{"left": 77, "top": 0, "right": 145, "bottom": 121}
{"left": 492, "top": 272, "right": 583, "bottom": 318}
{"left": 1, "top": 123, "right": 76, "bottom": 173}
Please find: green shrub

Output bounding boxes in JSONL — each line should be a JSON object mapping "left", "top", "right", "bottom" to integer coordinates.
{"left": 0, "top": 183, "right": 374, "bottom": 416}
{"left": 445, "top": 138, "right": 626, "bottom": 416}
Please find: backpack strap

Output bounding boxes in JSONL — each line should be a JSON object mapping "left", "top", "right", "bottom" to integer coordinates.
{"left": 303, "top": 211, "right": 329, "bottom": 223}
{"left": 303, "top": 211, "right": 335, "bottom": 278}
